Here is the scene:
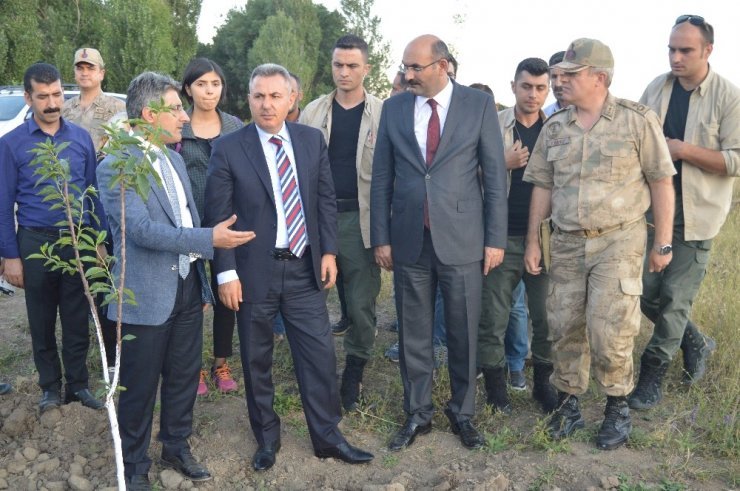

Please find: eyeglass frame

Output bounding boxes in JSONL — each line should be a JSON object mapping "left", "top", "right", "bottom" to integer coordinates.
{"left": 398, "top": 58, "right": 444, "bottom": 74}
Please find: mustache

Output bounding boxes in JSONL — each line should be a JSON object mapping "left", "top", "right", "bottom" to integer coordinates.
{"left": 43, "top": 107, "right": 60, "bottom": 114}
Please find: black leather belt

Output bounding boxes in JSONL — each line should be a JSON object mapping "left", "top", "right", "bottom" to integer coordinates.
{"left": 271, "top": 248, "right": 300, "bottom": 260}
{"left": 21, "top": 226, "right": 69, "bottom": 238}
{"left": 336, "top": 198, "right": 359, "bottom": 213}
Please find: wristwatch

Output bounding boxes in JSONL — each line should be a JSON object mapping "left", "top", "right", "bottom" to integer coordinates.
{"left": 653, "top": 244, "right": 673, "bottom": 255}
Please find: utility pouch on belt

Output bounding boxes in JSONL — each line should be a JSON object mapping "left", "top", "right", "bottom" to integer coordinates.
{"left": 539, "top": 217, "right": 552, "bottom": 272}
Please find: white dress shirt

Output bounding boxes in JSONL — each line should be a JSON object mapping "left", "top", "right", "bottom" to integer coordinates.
{"left": 217, "top": 123, "right": 308, "bottom": 285}
{"left": 414, "top": 78, "right": 453, "bottom": 159}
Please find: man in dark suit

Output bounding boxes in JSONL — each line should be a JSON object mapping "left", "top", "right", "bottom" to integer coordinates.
{"left": 204, "top": 63, "right": 373, "bottom": 471}
{"left": 97, "top": 72, "right": 254, "bottom": 490}
{"left": 371, "top": 35, "right": 508, "bottom": 451}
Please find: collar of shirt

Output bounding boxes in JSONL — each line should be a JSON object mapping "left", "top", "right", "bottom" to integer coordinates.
{"left": 26, "top": 114, "right": 68, "bottom": 136}
{"left": 414, "top": 77, "right": 454, "bottom": 119}
{"left": 136, "top": 136, "right": 195, "bottom": 230}
{"left": 255, "top": 123, "right": 291, "bottom": 146}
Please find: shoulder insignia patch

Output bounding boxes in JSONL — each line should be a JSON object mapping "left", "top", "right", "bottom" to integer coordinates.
{"left": 546, "top": 121, "right": 563, "bottom": 138}
{"left": 617, "top": 98, "right": 650, "bottom": 115}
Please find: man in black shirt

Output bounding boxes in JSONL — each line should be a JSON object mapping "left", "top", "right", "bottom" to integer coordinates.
{"left": 300, "top": 35, "right": 384, "bottom": 411}
{"left": 477, "top": 57, "right": 558, "bottom": 414}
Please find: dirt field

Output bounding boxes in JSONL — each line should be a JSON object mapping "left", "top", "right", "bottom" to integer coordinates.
{"left": 0, "top": 286, "right": 734, "bottom": 490}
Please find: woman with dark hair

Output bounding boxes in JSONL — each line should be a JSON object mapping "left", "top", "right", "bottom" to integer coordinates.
{"left": 176, "top": 57, "right": 243, "bottom": 395}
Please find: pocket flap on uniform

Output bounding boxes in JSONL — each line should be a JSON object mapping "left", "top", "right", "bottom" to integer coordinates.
{"left": 546, "top": 144, "right": 570, "bottom": 161}
{"left": 694, "top": 249, "right": 710, "bottom": 264}
{"left": 619, "top": 277, "right": 643, "bottom": 296}
{"left": 600, "top": 141, "right": 632, "bottom": 157}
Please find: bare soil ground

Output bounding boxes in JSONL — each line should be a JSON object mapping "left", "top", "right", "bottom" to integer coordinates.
{"left": 0, "top": 286, "right": 735, "bottom": 491}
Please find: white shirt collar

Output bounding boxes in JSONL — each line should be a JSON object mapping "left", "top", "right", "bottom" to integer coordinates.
{"left": 255, "top": 123, "right": 292, "bottom": 146}
{"left": 415, "top": 78, "right": 454, "bottom": 111}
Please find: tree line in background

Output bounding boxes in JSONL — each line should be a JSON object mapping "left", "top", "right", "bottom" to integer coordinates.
{"left": 0, "top": 0, "right": 391, "bottom": 119}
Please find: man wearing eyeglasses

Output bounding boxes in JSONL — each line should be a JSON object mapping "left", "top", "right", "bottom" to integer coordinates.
{"left": 371, "top": 34, "right": 507, "bottom": 451}
{"left": 96, "top": 72, "right": 255, "bottom": 489}
{"left": 629, "top": 15, "right": 740, "bottom": 411}
{"left": 523, "top": 38, "right": 676, "bottom": 450}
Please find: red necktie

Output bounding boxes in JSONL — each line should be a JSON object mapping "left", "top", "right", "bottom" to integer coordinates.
{"left": 424, "top": 99, "right": 440, "bottom": 228}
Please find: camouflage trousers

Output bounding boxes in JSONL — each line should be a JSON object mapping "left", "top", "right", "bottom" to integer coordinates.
{"left": 547, "top": 218, "right": 646, "bottom": 397}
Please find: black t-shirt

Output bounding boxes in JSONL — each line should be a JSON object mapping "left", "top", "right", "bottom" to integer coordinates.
{"left": 663, "top": 78, "right": 693, "bottom": 195}
{"left": 508, "top": 117, "right": 544, "bottom": 236}
{"left": 328, "top": 99, "right": 364, "bottom": 199}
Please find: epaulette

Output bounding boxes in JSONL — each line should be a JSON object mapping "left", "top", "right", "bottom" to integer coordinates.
{"left": 616, "top": 98, "right": 650, "bottom": 115}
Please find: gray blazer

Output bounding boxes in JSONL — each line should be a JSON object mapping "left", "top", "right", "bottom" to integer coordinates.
{"left": 97, "top": 145, "right": 214, "bottom": 326}
{"left": 370, "top": 82, "right": 508, "bottom": 266}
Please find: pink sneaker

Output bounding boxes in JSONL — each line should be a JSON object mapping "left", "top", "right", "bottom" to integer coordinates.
{"left": 212, "top": 363, "right": 238, "bottom": 393}
{"left": 197, "top": 370, "right": 208, "bottom": 396}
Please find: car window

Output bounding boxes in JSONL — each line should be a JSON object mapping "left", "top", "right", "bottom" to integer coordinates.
{"left": 0, "top": 96, "right": 27, "bottom": 121}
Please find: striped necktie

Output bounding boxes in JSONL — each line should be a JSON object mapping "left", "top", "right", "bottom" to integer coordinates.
{"left": 269, "top": 136, "right": 307, "bottom": 257}
{"left": 156, "top": 149, "right": 190, "bottom": 279}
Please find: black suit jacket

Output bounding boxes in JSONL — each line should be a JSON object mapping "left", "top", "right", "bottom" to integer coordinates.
{"left": 204, "top": 122, "right": 338, "bottom": 303}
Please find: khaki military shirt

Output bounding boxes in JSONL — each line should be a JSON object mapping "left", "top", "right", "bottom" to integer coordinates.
{"left": 523, "top": 93, "right": 675, "bottom": 231}
{"left": 299, "top": 88, "right": 383, "bottom": 248}
{"left": 641, "top": 68, "right": 740, "bottom": 241}
{"left": 62, "top": 92, "right": 125, "bottom": 153}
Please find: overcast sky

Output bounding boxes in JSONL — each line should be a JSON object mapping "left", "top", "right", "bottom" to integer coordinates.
{"left": 197, "top": 0, "right": 739, "bottom": 107}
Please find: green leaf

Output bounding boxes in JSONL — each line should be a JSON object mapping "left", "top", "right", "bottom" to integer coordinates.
{"left": 122, "top": 334, "right": 136, "bottom": 341}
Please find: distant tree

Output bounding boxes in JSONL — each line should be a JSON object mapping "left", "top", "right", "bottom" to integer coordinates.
{"left": 248, "top": 3, "right": 323, "bottom": 103}
{"left": 311, "top": 6, "right": 347, "bottom": 99}
{"left": 0, "top": 0, "right": 42, "bottom": 84}
{"left": 202, "top": 0, "right": 348, "bottom": 118}
{"left": 101, "top": 0, "right": 177, "bottom": 92}
{"left": 340, "top": 0, "right": 392, "bottom": 97}
{"left": 166, "top": 0, "right": 202, "bottom": 77}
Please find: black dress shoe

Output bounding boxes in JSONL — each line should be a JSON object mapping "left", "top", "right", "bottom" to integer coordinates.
{"left": 388, "top": 419, "right": 432, "bottom": 451}
{"left": 39, "top": 389, "right": 61, "bottom": 413}
{"left": 125, "top": 474, "right": 152, "bottom": 491}
{"left": 315, "top": 442, "right": 374, "bottom": 463}
{"left": 160, "top": 447, "right": 212, "bottom": 481}
{"left": 444, "top": 409, "right": 484, "bottom": 449}
{"left": 252, "top": 440, "right": 281, "bottom": 471}
{"left": 65, "top": 388, "right": 105, "bottom": 410}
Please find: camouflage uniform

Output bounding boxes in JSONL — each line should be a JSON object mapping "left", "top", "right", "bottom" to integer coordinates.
{"left": 523, "top": 94, "right": 675, "bottom": 396}
{"left": 62, "top": 93, "right": 125, "bottom": 153}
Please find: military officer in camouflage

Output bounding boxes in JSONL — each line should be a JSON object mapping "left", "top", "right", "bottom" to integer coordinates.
{"left": 62, "top": 48, "right": 125, "bottom": 155}
{"left": 523, "top": 38, "right": 677, "bottom": 450}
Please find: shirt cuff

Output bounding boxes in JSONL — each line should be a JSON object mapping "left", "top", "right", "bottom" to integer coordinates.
{"left": 217, "top": 270, "right": 239, "bottom": 285}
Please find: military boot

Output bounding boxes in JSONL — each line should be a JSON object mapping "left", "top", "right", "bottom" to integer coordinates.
{"left": 340, "top": 354, "right": 367, "bottom": 411}
{"left": 547, "top": 392, "right": 585, "bottom": 440}
{"left": 482, "top": 366, "right": 512, "bottom": 414}
{"left": 532, "top": 362, "right": 558, "bottom": 414}
{"left": 680, "top": 321, "right": 716, "bottom": 385}
{"left": 596, "top": 396, "right": 632, "bottom": 450}
{"left": 628, "top": 353, "right": 669, "bottom": 410}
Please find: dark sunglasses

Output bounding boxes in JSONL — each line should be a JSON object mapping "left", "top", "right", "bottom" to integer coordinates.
{"left": 675, "top": 14, "right": 705, "bottom": 26}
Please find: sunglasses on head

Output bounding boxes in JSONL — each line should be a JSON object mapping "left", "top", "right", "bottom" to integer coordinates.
{"left": 675, "top": 14, "right": 705, "bottom": 26}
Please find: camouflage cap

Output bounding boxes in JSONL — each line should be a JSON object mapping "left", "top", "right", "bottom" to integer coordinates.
{"left": 555, "top": 38, "right": 613, "bottom": 72}
{"left": 73, "top": 48, "right": 105, "bottom": 68}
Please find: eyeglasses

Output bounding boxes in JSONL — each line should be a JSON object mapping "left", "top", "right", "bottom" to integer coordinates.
{"left": 675, "top": 14, "right": 705, "bottom": 26}
{"left": 398, "top": 59, "right": 442, "bottom": 74}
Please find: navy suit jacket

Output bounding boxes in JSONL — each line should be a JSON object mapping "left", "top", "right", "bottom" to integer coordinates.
{"left": 370, "top": 82, "right": 508, "bottom": 266}
{"left": 97, "top": 145, "right": 214, "bottom": 326}
{"left": 204, "top": 122, "right": 338, "bottom": 303}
